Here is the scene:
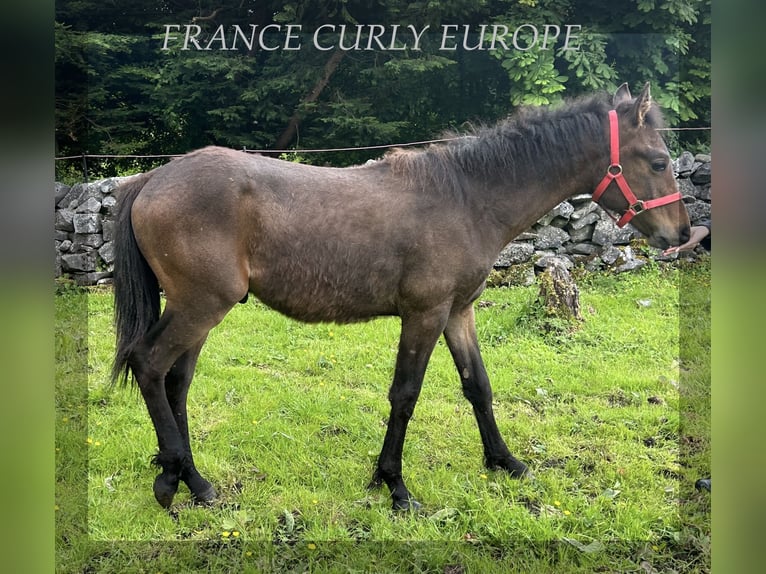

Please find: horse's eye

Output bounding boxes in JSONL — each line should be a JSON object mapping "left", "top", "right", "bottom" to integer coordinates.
{"left": 651, "top": 160, "right": 667, "bottom": 172}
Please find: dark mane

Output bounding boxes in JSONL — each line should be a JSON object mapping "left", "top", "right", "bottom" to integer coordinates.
{"left": 384, "top": 92, "right": 662, "bottom": 195}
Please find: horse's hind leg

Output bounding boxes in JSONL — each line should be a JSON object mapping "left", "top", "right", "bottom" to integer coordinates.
{"left": 129, "top": 304, "right": 228, "bottom": 508}
{"left": 165, "top": 337, "right": 217, "bottom": 503}
{"left": 443, "top": 305, "right": 529, "bottom": 477}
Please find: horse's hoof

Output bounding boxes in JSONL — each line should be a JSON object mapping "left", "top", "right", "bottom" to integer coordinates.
{"left": 191, "top": 484, "right": 218, "bottom": 505}
{"left": 489, "top": 456, "right": 530, "bottom": 478}
{"left": 367, "top": 477, "right": 384, "bottom": 490}
{"left": 153, "top": 475, "right": 179, "bottom": 509}
{"left": 392, "top": 496, "right": 422, "bottom": 512}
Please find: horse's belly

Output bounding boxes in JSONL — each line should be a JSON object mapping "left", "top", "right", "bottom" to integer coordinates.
{"left": 248, "top": 261, "right": 399, "bottom": 324}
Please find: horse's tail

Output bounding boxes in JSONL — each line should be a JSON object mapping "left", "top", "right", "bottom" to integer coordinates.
{"left": 111, "top": 172, "right": 160, "bottom": 387}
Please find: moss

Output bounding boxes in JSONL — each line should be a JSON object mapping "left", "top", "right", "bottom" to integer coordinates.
{"left": 486, "top": 262, "right": 535, "bottom": 288}
{"left": 537, "top": 265, "right": 582, "bottom": 321}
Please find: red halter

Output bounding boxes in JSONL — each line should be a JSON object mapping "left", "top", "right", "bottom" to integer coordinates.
{"left": 591, "top": 110, "right": 683, "bottom": 228}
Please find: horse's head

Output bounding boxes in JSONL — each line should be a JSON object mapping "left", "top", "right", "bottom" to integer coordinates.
{"left": 592, "top": 83, "right": 691, "bottom": 250}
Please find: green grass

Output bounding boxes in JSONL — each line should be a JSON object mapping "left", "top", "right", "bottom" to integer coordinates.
{"left": 55, "top": 259, "right": 710, "bottom": 572}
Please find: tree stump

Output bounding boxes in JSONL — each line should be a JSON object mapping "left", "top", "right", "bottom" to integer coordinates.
{"left": 536, "top": 261, "right": 582, "bottom": 323}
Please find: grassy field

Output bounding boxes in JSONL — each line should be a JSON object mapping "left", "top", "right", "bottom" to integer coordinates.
{"left": 55, "top": 258, "right": 710, "bottom": 573}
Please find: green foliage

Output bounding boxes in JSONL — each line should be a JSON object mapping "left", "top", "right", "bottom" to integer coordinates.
{"left": 55, "top": 0, "right": 710, "bottom": 174}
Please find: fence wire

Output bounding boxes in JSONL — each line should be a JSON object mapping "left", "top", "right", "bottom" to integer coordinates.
{"left": 54, "top": 126, "right": 711, "bottom": 182}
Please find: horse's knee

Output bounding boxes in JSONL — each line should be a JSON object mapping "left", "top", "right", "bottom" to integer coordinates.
{"left": 388, "top": 384, "right": 421, "bottom": 416}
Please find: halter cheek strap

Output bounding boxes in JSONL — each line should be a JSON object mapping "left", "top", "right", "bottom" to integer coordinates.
{"left": 591, "top": 110, "right": 683, "bottom": 228}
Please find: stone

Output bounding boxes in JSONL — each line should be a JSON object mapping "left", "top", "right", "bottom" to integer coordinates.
{"left": 101, "top": 195, "right": 117, "bottom": 215}
{"left": 549, "top": 216, "right": 571, "bottom": 229}
{"left": 61, "top": 252, "right": 97, "bottom": 273}
{"left": 592, "top": 219, "right": 634, "bottom": 246}
{"left": 686, "top": 201, "right": 711, "bottom": 223}
{"left": 537, "top": 201, "right": 574, "bottom": 226}
{"left": 98, "top": 241, "right": 115, "bottom": 264}
{"left": 487, "top": 263, "right": 536, "bottom": 287}
{"left": 676, "top": 178, "right": 697, "bottom": 200}
{"left": 569, "top": 193, "right": 593, "bottom": 205}
{"left": 73, "top": 213, "right": 102, "bottom": 234}
{"left": 674, "top": 151, "right": 695, "bottom": 176}
{"left": 613, "top": 258, "right": 647, "bottom": 273}
{"left": 552, "top": 201, "right": 574, "bottom": 220}
{"left": 695, "top": 185, "right": 711, "bottom": 201}
{"left": 690, "top": 162, "right": 711, "bottom": 185}
{"left": 55, "top": 182, "right": 71, "bottom": 206}
{"left": 570, "top": 201, "right": 598, "bottom": 220}
{"left": 599, "top": 244, "right": 622, "bottom": 265}
{"left": 77, "top": 183, "right": 105, "bottom": 207}
{"left": 55, "top": 209, "right": 75, "bottom": 232}
{"left": 569, "top": 211, "right": 599, "bottom": 230}
{"left": 567, "top": 223, "right": 595, "bottom": 243}
{"left": 102, "top": 219, "right": 116, "bottom": 242}
{"left": 75, "top": 196, "right": 102, "bottom": 213}
{"left": 583, "top": 256, "right": 603, "bottom": 272}
{"left": 73, "top": 271, "right": 112, "bottom": 285}
{"left": 567, "top": 242, "right": 598, "bottom": 255}
{"left": 495, "top": 242, "right": 535, "bottom": 267}
{"left": 534, "top": 225, "right": 570, "bottom": 249}
{"left": 98, "top": 178, "right": 124, "bottom": 195}
{"left": 57, "top": 182, "right": 85, "bottom": 209}
{"left": 73, "top": 233, "right": 104, "bottom": 250}
{"left": 535, "top": 253, "right": 573, "bottom": 270}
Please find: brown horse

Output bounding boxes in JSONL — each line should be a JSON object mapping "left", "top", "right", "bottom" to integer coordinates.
{"left": 112, "top": 83, "right": 690, "bottom": 510}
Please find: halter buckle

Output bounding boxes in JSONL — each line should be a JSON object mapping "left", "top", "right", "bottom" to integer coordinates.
{"left": 628, "top": 200, "right": 644, "bottom": 213}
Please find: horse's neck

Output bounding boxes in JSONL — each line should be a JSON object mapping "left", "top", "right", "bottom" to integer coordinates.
{"left": 478, "top": 146, "right": 605, "bottom": 249}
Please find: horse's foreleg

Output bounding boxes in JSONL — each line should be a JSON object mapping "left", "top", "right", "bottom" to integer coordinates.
{"left": 165, "top": 337, "right": 217, "bottom": 504}
{"left": 443, "top": 305, "right": 529, "bottom": 477}
{"left": 371, "top": 308, "right": 449, "bottom": 511}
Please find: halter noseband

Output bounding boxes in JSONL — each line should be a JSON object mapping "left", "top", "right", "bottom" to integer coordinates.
{"left": 591, "top": 109, "right": 683, "bottom": 228}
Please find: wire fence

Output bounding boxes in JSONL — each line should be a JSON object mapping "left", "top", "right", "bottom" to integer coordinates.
{"left": 55, "top": 127, "right": 711, "bottom": 182}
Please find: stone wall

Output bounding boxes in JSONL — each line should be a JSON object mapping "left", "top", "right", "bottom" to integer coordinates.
{"left": 54, "top": 152, "right": 711, "bottom": 286}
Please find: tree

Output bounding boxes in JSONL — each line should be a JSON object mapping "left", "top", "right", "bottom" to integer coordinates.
{"left": 55, "top": 0, "right": 710, "bottom": 178}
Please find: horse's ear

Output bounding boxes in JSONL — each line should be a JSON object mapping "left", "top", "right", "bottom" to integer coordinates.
{"left": 613, "top": 83, "right": 632, "bottom": 107}
{"left": 633, "top": 82, "right": 652, "bottom": 127}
